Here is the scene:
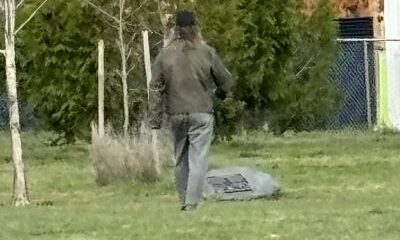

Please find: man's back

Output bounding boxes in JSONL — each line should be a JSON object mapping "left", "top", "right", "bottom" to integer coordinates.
{"left": 151, "top": 40, "right": 233, "bottom": 115}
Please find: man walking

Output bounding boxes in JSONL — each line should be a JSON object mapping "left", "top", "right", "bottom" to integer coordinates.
{"left": 149, "top": 11, "right": 234, "bottom": 211}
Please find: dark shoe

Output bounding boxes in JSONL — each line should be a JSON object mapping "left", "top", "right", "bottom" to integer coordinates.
{"left": 181, "top": 204, "right": 197, "bottom": 211}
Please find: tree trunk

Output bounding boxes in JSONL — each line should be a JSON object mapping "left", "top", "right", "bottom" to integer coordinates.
{"left": 119, "top": 0, "right": 129, "bottom": 136}
{"left": 98, "top": 39, "right": 105, "bottom": 138}
{"left": 4, "top": 0, "right": 29, "bottom": 207}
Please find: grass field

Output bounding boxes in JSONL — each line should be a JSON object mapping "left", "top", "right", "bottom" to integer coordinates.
{"left": 1, "top": 131, "right": 400, "bottom": 240}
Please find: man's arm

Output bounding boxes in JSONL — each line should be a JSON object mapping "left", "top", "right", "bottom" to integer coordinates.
{"left": 210, "top": 48, "right": 234, "bottom": 94}
{"left": 148, "top": 53, "right": 165, "bottom": 129}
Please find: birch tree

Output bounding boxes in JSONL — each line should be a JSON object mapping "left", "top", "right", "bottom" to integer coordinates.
{"left": 98, "top": 39, "right": 105, "bottom": 137}
{"left": 88, "top": 0, "right": 146, "bottom": 136}
{"left": 140, "top": 0, "right": 177, "bottom": 174}
{"left": 1, "top": 0, "right": 50, "bottom": 207}
{"left": 158, "top": 0, "right": 176, "bottom": 46}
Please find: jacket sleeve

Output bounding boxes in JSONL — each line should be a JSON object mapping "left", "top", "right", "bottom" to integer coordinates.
{"left": 210, "top": 48, "right": 234, "bottom": 93}
{"left": 148, "top": 53, "right": 165, "bottom": 129}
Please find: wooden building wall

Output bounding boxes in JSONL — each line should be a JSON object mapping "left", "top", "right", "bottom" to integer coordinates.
{"left": 304, "top": 0, "right": 384, "bottom": 38}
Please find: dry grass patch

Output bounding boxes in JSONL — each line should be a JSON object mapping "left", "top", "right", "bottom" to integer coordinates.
{"left": 90, "top": 124, "right": 171, "bottom": 185}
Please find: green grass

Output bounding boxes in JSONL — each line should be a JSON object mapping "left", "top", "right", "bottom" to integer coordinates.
{"left": 1, "top": 131, "right": 400, "bottom": 240}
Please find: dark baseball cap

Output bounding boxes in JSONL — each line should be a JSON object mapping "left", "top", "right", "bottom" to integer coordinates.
{"left": 176, "top": 11, "right": 196, "bottom": 27}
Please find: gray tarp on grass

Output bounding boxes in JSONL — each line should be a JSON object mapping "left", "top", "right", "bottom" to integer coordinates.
{"left": 203, "top": 166, "right": 281, "bottom": 201}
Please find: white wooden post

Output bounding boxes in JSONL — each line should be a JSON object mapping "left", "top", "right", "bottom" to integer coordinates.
{"left": 143, "top": 31, "right": 151, "bottom": 100}
{"left": 98, "top": 39, "right": 105, "bottom": 137}
{"left": 385, "top": 0, "right": 400, "bottom": 129}
{"left": 142, "top": 30, "right": 161, "bottom": 174}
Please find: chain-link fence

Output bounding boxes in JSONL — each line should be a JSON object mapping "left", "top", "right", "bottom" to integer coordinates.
{"left": 0, "top": 90, "right": 7, "bottom": 131}
{"left": 0, "top": 39, "right": 399, "bottom": 134}
{"left": 327, "top": 39, "right": 399, "bottom": 130}
{"left": 327, "top": 39, "right": 377, "bottom": 129}
{"left": 0, "top": 87, "right": 38, "bottom": 132}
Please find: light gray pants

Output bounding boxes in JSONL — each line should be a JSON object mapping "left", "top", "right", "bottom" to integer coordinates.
{"left": 170, "top": 113, "right": 214, "bottom": 206}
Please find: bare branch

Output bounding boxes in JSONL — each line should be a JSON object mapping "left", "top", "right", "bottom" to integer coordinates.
{"left": 87, "top": 1, "right": 141, "bottom": 30}
{"left": 121, "top": 0, "right": 126, "bottom": 10}
{"left": 130, "top": 52, "right": 143, "bottom": 69}
{"left": 103, "top": 19, "right": 119, "bottom": 31}
{"left": 87, "top": 1, "right": 120, "bottom": 24}
{"left": 0, "top": 50, "right": 5, "bottom": 55}
{"left": 147, "top": 29, "right": 163, "bottom": 37}
{"left": 296, "top": 57, "right": 315, "bottom": 77}
{"left": 115, "top": 39, "right": 122, "bottom": 52}
{"left": 127, "top": 32, "right": 137, "bottom": 47}
{"left": 131, "top": 0, "right": 148, "bottom": 15}
{"left": 152, "top": 40, "right": 163, "bottom": 48}
{"left": 15, "top": 0, "right": 50, "bottom": 35}
{"left": 114, "top": 69, "right": 122, "bottom": 78}
{"left": 127, "top": 65, "right": 135, "bottom": 75}
{"left": 126, "top": 48, "right": 132, "bottom": 60}
{"left": 4, "top": 0, "right": 9, "bottom": 35}
{"left": 17, "top": 0, "right": 26, "bottom": 9}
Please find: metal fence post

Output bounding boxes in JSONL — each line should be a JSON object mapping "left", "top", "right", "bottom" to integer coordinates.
{"left": 374, "top": 47, "right": 381, "bottom": 128}
{"left": 363, "top": 40, "right": 372, "bottom": 128}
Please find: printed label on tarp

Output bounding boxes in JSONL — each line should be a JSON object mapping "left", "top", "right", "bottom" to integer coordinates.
{"left": 207, "top": 174, "right": 253, "bottom": 194}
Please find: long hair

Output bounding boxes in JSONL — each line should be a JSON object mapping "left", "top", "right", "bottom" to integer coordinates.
{"left": 166, "top": 25, "right": 204, "bottom": 50}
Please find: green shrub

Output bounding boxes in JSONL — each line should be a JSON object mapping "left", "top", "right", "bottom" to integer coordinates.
{"left": 2, "top": 0, "right": 337, "bottom": 140}
{"left": 197, "top": 0, "right": 338, "bottom": 135}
